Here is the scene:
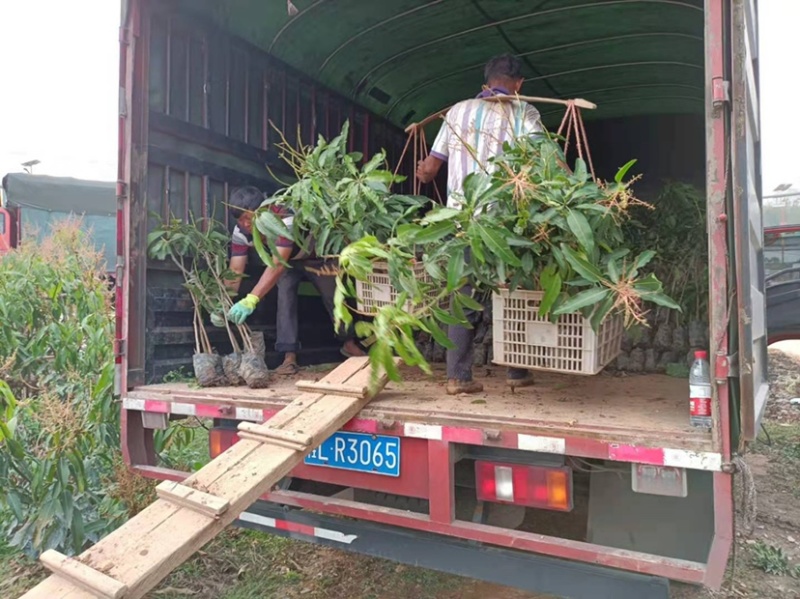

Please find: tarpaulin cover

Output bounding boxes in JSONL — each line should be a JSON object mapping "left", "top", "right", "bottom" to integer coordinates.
{"left": 185, "top": 0, "right": 705, "bottom": 128}
{"left": 2, "top": 173, "right": 116, "bottom": 270}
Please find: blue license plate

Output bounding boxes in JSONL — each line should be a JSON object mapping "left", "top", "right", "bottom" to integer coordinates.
{"left": 304, "top": 431, "right": 401, "bottom": 477}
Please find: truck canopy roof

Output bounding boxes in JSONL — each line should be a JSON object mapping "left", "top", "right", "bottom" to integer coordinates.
{"left": 1, "top": 173, "right": 116, "bottom": 271}
{"left": 186, "top": 0, "right": 705, "bottom": 128}
{"left": 2, "top": 173, "right": 116, "bottom": 215}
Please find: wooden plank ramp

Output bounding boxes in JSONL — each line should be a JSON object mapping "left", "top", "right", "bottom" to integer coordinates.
{"left": 20, "top": 357, "right": 393, "bottom": 599}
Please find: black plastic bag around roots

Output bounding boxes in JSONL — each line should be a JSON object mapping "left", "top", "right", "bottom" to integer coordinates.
{"left": 222, "top": 353, "right": 246, "bottom": 386}
{"left": 193, "top": 353, "right": 225, "bottom": 387}
{"left": 239, "top": 352, "right": 270, "bottom": 389}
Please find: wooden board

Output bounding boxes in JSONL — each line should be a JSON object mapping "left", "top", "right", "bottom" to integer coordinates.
{"left": 129, "top": 365, "right": 713, "bottom": 452}
{"left": 20, "top": 357, "right": 395, "bottom": 599}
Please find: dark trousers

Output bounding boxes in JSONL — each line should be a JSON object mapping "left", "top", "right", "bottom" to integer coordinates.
{"left": 447, "top": 283, "right": 529, "bottom": 382}
{"left": 275, "top": 259, "right": 352, "bottom": 353}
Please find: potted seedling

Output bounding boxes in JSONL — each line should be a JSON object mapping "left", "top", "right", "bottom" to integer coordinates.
{"left": 148, "top": 216, "right": 270, "bottom": 388}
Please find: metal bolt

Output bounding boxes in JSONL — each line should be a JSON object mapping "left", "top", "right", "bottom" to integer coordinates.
{"left": 484, "top": 429, "right": 501, "bottom": 441}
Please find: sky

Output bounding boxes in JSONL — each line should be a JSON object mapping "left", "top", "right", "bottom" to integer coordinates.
{"left": 0, "top": 0, "right": 796, "bottom": 192}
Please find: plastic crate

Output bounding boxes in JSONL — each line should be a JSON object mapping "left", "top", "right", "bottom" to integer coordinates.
{"left": 491, "top": 289, "right": 623, "bottom": 375}
{"left": 355, "top": 261, "right": 437, "bottom": 314}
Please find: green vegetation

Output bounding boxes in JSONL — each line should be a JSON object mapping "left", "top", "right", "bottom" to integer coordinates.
{"left": 0, "top": 223, "right": 123, "bottom": 556}
{"left": 625, "top": 181, "right": 708, "bottom": 323}
{"left": 0, "top": 223, "right": 198, "bottom": 558}
{"left": 252, "top": 121, "right": 427, "bottom": 264}
{"left": 333, "top": 134, "right": 679, "bottom": 383}
{"left": 148, "top": 216, "right": 256, "bottom": 357}
{"left": 750, "top": 541, "right": 791, "bottom": 576}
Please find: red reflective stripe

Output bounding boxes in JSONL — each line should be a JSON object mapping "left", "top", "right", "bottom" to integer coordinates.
{"left": 196, "top": 403, "right": 221, "bottom": 418}
{"left": 443, "top": 426, "right": 483, "bottom": 444}
{"left": 608, "top": 444, "right": 664, "bottom": 465}
{"left": 144, "top": 400, "right": 170, "bottom": 414}
{"left": 274, "top": 519, "right": 316, "bottom": 537}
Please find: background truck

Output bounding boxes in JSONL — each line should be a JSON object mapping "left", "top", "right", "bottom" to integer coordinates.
{"left": 0, "top": 173, "right": 117, "bottom": 275}
{"left": 116, "top": 1, "right": 765, "bottom": 597}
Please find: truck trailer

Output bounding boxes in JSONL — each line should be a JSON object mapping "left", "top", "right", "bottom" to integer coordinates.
{"left": 115, "top": 1, "right": 765, "bottom": 597}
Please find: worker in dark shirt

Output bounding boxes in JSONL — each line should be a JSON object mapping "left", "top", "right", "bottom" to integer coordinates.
{"left": 217, "top": 186, "right": 365, "bottom": 374}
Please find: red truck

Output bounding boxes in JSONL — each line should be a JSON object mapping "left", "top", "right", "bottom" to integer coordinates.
{"left": 116, "top": 1, "right": 765, "bottom": 597}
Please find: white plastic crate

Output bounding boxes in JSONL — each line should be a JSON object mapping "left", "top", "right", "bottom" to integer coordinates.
{"left": 491, "top": 289, "right": 623, "bottom": 375}
{"left": 355, "top": 261, "right": 438, "bottom": 314}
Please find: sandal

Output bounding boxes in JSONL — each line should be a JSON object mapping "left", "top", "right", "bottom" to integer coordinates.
{"left": 274, "top": 362, "right": 300, "bottom": 376}
{"left": 446, "top": 379, "right": 485, "bottom": 395}
{"left": 340, "top": 344, "right": 367, "bottom": 358}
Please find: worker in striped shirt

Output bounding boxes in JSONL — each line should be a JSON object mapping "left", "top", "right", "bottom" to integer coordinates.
{"left": 416, "top": 54, "right": 540, "bottom": 395}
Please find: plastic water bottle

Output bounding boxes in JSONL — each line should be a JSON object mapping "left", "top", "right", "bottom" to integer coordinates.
{"left": 689, "top": 350, "right": 712, "bottom": 428}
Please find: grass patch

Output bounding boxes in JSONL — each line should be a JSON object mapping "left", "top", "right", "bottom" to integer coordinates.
{"left": 0, "top": 539, "right": 44, "bottom": 596}
{"left": 750, "top": 541, "right": 791, "bottom": 576}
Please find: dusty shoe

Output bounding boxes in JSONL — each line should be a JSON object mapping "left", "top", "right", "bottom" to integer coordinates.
{"left": 507, "top": 372, "right": 535, "bottom": 391}
{"left": 274, "top": 361, "right": 299, "bottom": 376}
{"left": 446, "top": 379, "right": 484, "bottom": 395}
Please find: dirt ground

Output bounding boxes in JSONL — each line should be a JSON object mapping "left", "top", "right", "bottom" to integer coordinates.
{"left": 3, "top": 350, "right": 800, "bottom": 599}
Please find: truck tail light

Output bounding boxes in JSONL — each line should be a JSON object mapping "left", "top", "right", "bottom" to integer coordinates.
{"left": 209, "top": 427, "right": 239, "bottom": 458}
{"left": 475, "top": 461, "right": 573, "bottom": 511}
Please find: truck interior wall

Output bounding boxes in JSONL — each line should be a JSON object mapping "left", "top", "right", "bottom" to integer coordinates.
{"left": 139, "top": 6, "right": 415, "bottom": 383}
{"left": 136, "top": 3, "right": 708, "bottom": 385}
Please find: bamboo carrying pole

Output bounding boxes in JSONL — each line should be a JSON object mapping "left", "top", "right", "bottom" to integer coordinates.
{"left": 404, "top": 94, "right": 597, "bottom": 133}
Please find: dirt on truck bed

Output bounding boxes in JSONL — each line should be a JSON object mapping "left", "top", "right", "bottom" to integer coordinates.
{"left": 130, "top": 364, "right": 714, "bottom": 452}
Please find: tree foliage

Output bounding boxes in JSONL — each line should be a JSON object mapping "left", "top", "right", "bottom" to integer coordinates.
{"left": 0, "top": 222, "right": 122, "bottom": 556}
{"left": 251, "top": 121, "right": 428, "bottom": 265}
{"left": 334, "top": 134, "right": 680, "bottom": 385}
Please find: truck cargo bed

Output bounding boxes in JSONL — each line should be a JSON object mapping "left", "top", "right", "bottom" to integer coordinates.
{"left": 128, "top": 365, "right": 713, "bottom": 453}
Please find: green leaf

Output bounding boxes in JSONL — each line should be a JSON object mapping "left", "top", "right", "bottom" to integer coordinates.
{"left": 590, "top": 292, "right": 616, "bottom": 331}
{"left": 255, "top": 208, "right": 293, "bottom": 242}
{"left": 634, "top": 250, "right": 656, "bottom": 272}
{"left": 566, "top": 209, "right": 594, "bottom": 254}
{"left": 632, "top": 273, "right": 663, "bottom": 293}
{"left": 475, "top": 224, "right": 521, "bottom": 267}
{"left": 574, "top": 158, "right": 588, "bottom": 182}
{"left": 411, "top": 221, "right": 456, "bottom": 245}
{"left": 553, "top": 288, "right": 610, "bottom": 315}
{"left": 431, "top": 306, "right": 464, "bottom": 326}
{"left": 614, "top": 159, "right": 638, "bottom": 183}
{"left": 538, "top": 270, "right": 562, "bottom": 317}
{"left": 521, "top": 252, "right": 535, "bottom": 275}
{"left": 607, "top": 258, "right": 620, "bottom": 283}
{"left": 561, "top": 245, "right": 603, "bottom": 283}
{"left": 640, "top": 291, "right": 682, "bottom": 311}
{"left": 422, "top": 207, "right": 462, "bottom": 225}
{"left": 446, "top": 251, "right": 465, "bottom": 292}
{"left": 458, "top": 291, "right": 485, "bottom": 312}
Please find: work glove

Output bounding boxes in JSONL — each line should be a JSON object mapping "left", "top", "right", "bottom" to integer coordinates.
{"left": 228, "top": 294, "right": 260, "bottom": 325}
{"left": 210, "top": 311, "right": 227, "bottom": 328}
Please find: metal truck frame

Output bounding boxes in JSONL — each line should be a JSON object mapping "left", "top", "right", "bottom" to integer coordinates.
{"left": 115, "top": 1, "right": 766, "bottom": 597}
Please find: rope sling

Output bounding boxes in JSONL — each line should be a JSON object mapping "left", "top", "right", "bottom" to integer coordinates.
{"left": 395, "top": 93, "right": 598, "bottom": 194}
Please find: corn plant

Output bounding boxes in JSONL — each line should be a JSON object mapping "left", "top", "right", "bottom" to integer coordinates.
{"left": 251, "top": 121, "right": 428, "bottom": 265}
{"left": 334, "top": 134, "right": 679, "bottom": 384}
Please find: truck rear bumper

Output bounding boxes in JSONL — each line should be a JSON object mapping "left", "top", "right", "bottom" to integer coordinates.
{"left": 238, "top": 499, "right": 671, "bottom": 599}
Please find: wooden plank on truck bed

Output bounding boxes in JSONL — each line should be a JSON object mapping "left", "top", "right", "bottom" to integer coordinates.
{"left": 20, "top": 357, "right": 394, "bottom": 599}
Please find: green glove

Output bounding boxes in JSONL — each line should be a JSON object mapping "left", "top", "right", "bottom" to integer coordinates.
{"left": 228, "top": 294, "right": 260, "bottom": 325}
{"left": 210, "top": 311, "right": 226, "bottom": 328}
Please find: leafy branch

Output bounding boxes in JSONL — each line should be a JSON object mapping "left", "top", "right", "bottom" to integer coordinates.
{"left": 334, "top": 134, "right": 681, "bottom": 382}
